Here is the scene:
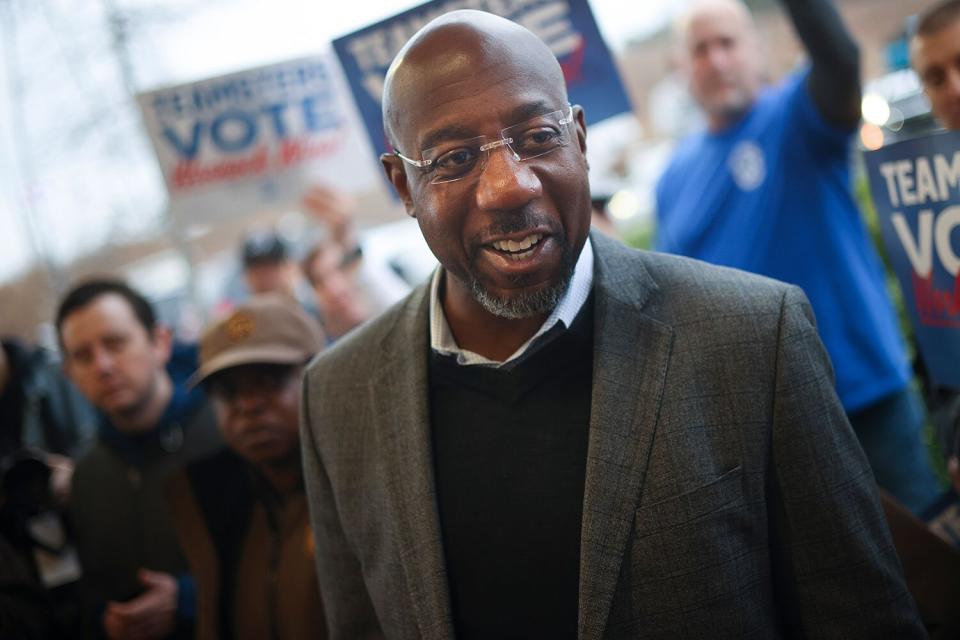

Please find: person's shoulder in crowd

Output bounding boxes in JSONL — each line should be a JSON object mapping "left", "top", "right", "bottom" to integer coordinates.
{"left": 601, "top": 232, "right": 799, "bottom": 312}
{"left": 304, "top": 279, "right": 429, "bottom": 382}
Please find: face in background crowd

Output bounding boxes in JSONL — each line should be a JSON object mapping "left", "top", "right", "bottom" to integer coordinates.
{"left": 207, "top": 363, "right": 302, "bottom": 470}
{"left": 680, "top": 0, "right": 764, "bottom": 131}
{"left": 303, "top": 243, "right": 368, "bottom": 339}
{"left": 60, "top": 293, "right": 172, "bottom": 430}
{"left": 911, "top": 3, "right": 960, "bottom": 131}
{"left": 244, "top": 260, "right": 299, "bottom": 297}
{"left": 381, "top": 12, "right": 591, "bottom": 323}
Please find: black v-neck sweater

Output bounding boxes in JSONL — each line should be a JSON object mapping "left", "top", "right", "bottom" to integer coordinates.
{"left": 428, "top": 298, "right": 594, "bottom": 639}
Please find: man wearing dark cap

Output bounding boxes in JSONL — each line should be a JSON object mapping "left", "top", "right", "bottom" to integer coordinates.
{"left": 241, "top": 230, "right": 299, "bottom": 298}
{"left": 168, "top": 295, "right": 325, "bottom": 640}
{"left": 300, "top": 10, "right": 922, "bottom": 639}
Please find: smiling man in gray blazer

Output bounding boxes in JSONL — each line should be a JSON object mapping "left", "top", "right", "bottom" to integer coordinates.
{"left": 300, "top": 10, "right": 923, "bottom": 639}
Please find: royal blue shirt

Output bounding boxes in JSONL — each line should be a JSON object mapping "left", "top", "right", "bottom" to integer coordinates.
{"left": 655, "top": 68, "right": 908, "bottom": 412}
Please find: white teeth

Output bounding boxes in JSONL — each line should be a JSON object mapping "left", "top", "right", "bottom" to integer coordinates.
{"left": 492, "top": 233, "right": 542, "bottom": 253}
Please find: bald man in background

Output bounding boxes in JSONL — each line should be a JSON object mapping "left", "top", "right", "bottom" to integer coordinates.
{"left": 656, "top": 0, "right": 942, "bottom": 518}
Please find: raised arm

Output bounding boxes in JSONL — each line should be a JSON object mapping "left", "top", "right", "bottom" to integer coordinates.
{"left": 780, "top": 0, "right": 862, "bottom": 127}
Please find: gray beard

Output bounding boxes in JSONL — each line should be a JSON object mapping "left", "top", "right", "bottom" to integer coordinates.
{"left": 468, "top": 245, "right": 576, "bottom": 320}
{"left": 470, "top": 276, "right": 571, "bottom": 320}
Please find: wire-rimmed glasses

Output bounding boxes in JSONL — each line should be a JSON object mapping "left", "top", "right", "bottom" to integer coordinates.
{"left": 392, "top": 105, "right": 575, "bottom": 184}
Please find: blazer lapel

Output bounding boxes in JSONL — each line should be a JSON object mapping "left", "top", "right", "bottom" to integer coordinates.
{"left": 579, "top": 235, "right": 674, "bottom": 640}
{"left": 370, "top": 285, "right": 455, "bottom": 640}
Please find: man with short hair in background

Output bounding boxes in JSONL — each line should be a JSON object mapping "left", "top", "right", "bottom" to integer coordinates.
{"left": 912, "top": 0, "right": 960, "bottom": 132}
{"left": 168, "top": 295, "right": 326, "bottom": 640}
{"left": 655, "top": 0, "right": 942, "bottom": 518}
{"left": 241, "top": 230, "right": 300, "bottom": 298}
{"left": 57, "top": 280, "right": 221, "bottom": 639}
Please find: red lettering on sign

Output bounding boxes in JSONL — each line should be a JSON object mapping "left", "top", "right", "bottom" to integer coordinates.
{"left": 171, "top": 147, "right": 269, "bottom": 190}
{"left": 278, "top": 137, "right": 341, "bottom": 166}
{"left": 912, "top": 272, "right": 960, "bottom": 328}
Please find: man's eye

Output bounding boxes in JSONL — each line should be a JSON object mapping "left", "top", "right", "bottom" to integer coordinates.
{"left": 435, "top": 147, "right": 478, "bottom": 168}
{"left": 516, "top": 127, "right": 560, "bottom": 151}
{"left": 433, "top": 147, "right": 479, "bottom": 177}
{"left": 104, "top": 335, "right": 127, "bottom": 352}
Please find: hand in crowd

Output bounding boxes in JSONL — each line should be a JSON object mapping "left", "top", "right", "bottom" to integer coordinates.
{"left": 45, "top": 453, "right": 74, "bottom": 507}
{"left": 302, "top": 184, "right": 358, "bottom": 250}
{"left": 103, "top": 569, "right": 178, "bottom": 640}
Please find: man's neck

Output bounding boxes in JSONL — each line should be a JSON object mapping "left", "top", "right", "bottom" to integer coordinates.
{"left": 707, "top": 102, "right": 753, "bottom": 133}
{"left": 442, "top": 284, "right": 549, "bottom": 362}
{"left": 259, "top": 460, "right": 302, "bottom": 496}
{"left": 109, "top": 372, "right": 174, "bottom": 434}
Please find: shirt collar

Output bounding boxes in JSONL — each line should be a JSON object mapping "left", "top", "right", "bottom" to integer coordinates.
{"left": 429, "top": 236, "right": 594, "bottom": 367}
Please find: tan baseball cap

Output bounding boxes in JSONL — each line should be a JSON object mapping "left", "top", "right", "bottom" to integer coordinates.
{"left": 189, "top": 294, "right": 325, "bottom": 388}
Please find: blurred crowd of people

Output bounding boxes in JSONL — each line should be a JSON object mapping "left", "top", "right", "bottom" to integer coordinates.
{"left": 1, "top": 0, "right": 959, "bottom": 638}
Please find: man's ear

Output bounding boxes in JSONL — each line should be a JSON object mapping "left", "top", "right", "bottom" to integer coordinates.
{"left": 381, "top": 154, "right": 416, "bottom": 218}
{"left": 573, "top": 105, "right": 588, "bottom": 165}
{"left": 151, "top": 325, "right": 173, "bottom": 367}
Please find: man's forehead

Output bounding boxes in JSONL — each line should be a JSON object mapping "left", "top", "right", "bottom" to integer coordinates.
{"left": 389, "top": 59, "right": 565, "bottom": 149}
{"left": 682, "top": 0, "right": 753, "bottom": 43}
{"left": 62, "top": 294, "right": 141, "bottom": 340}
{"left": 384, "top": 11, "right": 564, "bottom": 141}
{"left": 912, "top": 21, "right": 960, "bottom": 68}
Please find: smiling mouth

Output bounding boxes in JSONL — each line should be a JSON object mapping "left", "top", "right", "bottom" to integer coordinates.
{"left": 488, "top": 233, "right": 544, "bottom": 261}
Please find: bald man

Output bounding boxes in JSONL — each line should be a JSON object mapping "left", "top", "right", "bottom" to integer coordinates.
{"left": 656, "top": 0, "right": 943, "bottom": 518}
{"left": 301, "top": 10, "right": 922, "bottom": 639}
{"left": 912, "top": 0, "right": 960, "bottom": 131}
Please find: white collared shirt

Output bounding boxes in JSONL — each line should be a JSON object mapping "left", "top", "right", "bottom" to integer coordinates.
{"left": 429, "top": 237, "right": 594, "bottom": 367}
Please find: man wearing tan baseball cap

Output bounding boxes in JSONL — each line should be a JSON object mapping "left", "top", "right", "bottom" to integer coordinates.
{"left": 169, "top": 294, "right": 326, "bottom": 640}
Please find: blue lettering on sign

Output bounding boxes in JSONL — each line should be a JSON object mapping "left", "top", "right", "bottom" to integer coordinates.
{"left": 211, "top": 110, "right": 257, "bottom": 153}
{"left": 162, "top": 123, "right": 202, "bottom": 160}
{"left": 159, "top": 94, "right": 341, "bottom": 160}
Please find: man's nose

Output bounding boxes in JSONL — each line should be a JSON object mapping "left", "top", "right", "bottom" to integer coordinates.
{"left": 947, "top": 68, "right": 960, "bottom": 98}
{"left": 705, "top": 43, "right": 730, "bottom": 71}
{"left": 475, "top": 144, "right": 543, "bottom": 211}
{"left": 91, "top": 347, "right": 115, "bottom": 374}
{"left": 233, "top": 389, "right": 267, "bottom": 414}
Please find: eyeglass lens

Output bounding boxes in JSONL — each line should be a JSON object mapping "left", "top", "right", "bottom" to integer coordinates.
{"left": 421, "top": 107, "right": 572, "bottom": 184}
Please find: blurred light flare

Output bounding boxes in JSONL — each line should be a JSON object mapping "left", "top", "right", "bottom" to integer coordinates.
{"left": 861, "top": 94, "right": 891, "bottom": 126}
{"left": 608, "top": 189, "right": 640, "bottom": 221}
{"left": 859, "top": 123, "right": 884, "bottom": 151}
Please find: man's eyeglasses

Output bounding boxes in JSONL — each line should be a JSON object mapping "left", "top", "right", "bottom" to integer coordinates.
{"left": 392, "top": 106, "right": 575, "bottom": 184}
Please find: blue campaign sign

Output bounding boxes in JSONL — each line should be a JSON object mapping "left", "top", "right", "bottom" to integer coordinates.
{"left": 332, "top": 0, "right": 633, "bottom": 159}
{"left": 864, "top": 130, "right": 960, "bottom": 388}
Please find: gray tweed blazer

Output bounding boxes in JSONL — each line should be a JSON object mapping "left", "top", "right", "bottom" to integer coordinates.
{"left": 300, "top": 232, "right": 923, "bottom": 639}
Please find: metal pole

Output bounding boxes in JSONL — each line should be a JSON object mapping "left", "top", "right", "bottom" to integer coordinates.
{"left": 100, "top": 0, "right": 207, "bottom": 330}
{"left": 1, "top": 0, "right": 68, "bottom": 296}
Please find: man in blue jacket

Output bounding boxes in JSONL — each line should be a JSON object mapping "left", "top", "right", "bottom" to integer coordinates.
{"left": 656, "top": 0, "right": 941, "bottom": 516}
